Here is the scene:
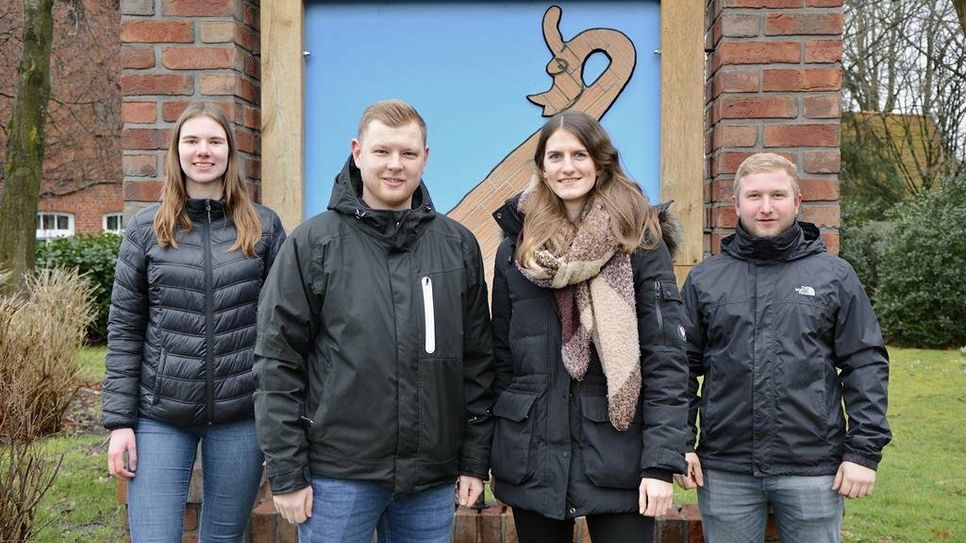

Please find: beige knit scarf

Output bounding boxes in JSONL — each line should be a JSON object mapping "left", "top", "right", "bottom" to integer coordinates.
{"left": 516, "top": 195, "right": 641, "bottom": 431}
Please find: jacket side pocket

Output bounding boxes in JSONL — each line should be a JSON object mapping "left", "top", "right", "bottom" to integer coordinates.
{"left": 580, "top": 396, "right": 643, "bottom": 489}
{"left": 490, "top": 391, "right": 539, "bottom": 485}
{"left": 152, "top": 347, "right": 167, "bottom": 405}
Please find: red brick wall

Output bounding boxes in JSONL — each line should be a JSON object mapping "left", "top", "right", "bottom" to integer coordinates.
{"left": 121, "top": 0, "right": 261, "bottom": 219}
{"left": 705, "top": 0, "right": 843, "bottom": 255}
{"left": 37, "top": 184, "right": 124, "bottom": 235}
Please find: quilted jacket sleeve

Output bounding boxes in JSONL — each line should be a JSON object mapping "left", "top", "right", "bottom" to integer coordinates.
{"left": 102, "top": 214, "right": 152, "bottom": 430}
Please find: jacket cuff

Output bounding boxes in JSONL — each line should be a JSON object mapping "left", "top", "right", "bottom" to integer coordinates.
{"left": 459, "top": 455, "right": 490, "bottom": 481}
{"left": 268, "top": 466, "right": 312, "bottom": 495}
{"left": 640, "top": 469, "right": 673, "bottom": 483}
{"left": 842, "top": 451, "right": 880, "bottom": 471}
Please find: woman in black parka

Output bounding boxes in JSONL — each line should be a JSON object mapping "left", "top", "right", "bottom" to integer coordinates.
{"left": 102, "top": 103, "right": 285, "bottom": 542}
{"left": 489, "top": 111, "right": 689, "bottom": 542}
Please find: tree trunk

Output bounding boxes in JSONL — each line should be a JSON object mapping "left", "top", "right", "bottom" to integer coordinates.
{"left": 0, "top": 0, "right": 55, "bottom": 295}
{"left": 956, "top": 0, "right": 966, "bottom": 36}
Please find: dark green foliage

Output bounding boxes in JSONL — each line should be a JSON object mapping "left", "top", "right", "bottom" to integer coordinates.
{"left": 875, "top": 176, "right": 966, "bottom": 347}
{"left": 36, "top": 233, "right": 121, "bottom": 343}
{"left": 839, "top": 213, "right": 892, "bottom": 303}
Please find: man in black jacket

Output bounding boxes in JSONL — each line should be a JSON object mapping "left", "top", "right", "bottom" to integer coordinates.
{"left": 253, "top": 99, "right": 494, "bottom": 543}
{"left": 675, "top": 153, "right": 890, "bottom": 543}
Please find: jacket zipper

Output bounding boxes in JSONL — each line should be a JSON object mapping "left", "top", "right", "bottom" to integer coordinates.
{"left": 654, "top": 281, "right": 664, "bottom": 336}
{"left": 204, "top": 200, "right": 215, "bottom": 424}
{"left": 421, "top": 276, "right": 436, "bottom": 354}
{"left": 153, "top": 347, "right": 167, "bottom": 405}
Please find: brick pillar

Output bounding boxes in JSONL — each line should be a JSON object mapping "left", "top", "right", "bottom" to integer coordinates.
{"left": 120, "top": 0, "right": 261, "bottom": 219}
{"left": 705, "top": 0, "right": 843, "bottom": 255}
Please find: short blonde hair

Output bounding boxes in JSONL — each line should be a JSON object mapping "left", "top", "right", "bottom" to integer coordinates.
{"left": 357, "top": 99, "right": 427, "bottom": 145}
{"left": 733, "top": 153, "right": 800, "bottom": 197}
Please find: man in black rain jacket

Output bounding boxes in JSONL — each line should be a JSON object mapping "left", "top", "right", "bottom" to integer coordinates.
{"left": 676, "top": 153, "right": 890, "bottom": 543}
{"left": 253, "top": 100, "right": 494, "bottom": 543}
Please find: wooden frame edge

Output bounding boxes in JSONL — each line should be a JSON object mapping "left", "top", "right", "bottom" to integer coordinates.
{"left": 261, "top": 0, "right": 304, "bottom": 232}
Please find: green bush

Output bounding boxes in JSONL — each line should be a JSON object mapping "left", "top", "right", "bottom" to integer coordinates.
{"left": 839, "top": 214, "right": 892, "bottom": 303}
{"left": 36, "top": 233, "right": 122, "bottom": 343}
{"left": 875, "top": 176, "right": 966, "bottom": 347}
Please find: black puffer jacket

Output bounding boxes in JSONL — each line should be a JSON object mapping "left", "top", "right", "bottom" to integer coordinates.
{"left": 682, "top": 221, "right": 891, "bottom": 476}
{"left": 489, "top": 196, "right": 689, "bottom": 520}
{"left": 102, "top": 199, "right": 285, "bottom": 429}
{"left": 254, "top": 157, "right": 494, "bottom": 496}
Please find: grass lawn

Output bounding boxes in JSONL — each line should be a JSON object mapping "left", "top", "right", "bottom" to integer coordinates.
{"left": 674, "top": 347, "right": 966, "bottom": 542}
{"left": 27, "top": 346, "right": 966, "bottom": 541}
{"left": 77, "top": 345, "right": 107, "bottom": 386}
{"left": 32, "top": 434, "right": 125, "bottom": 543}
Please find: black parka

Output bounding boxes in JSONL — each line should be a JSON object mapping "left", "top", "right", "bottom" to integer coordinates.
{"left": 682, "top": 221, "right": 891, "bottom": 476}
{"left": 102, "top": 199, "right": 286, "bottom": 429}
{"left": 253, "top": 157, "right": 495, "bottom": 496}
{"left": 489, "top": 196, "right": 689, "bottom": 520}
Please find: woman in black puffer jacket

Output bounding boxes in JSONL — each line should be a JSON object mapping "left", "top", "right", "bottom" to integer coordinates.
{"left": 102, "top": 103, "right": 285, "bottom": 543}
{"left": 490, "top": 111, "right": 689, "bottom": 543}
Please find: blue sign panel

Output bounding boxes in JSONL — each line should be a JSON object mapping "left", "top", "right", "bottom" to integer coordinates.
{"left": 304, "top": 1, "right": 661, "bottom": 217}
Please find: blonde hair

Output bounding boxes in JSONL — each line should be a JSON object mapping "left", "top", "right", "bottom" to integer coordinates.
{"left": 733, "top": 152, "right": 801, "bottom": 197}
{"left": 154, "top": 103, "right": 261, "bottom": 256}
{"left": 357, "top": 99, "right": 427, "bottom": 145}
{"left": 517, "top": 111, "right": 661, "bottom": 264}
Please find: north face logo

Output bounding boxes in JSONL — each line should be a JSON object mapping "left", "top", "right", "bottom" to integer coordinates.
{"left": 796, "top": 286, "right": 816, "bottom": 296}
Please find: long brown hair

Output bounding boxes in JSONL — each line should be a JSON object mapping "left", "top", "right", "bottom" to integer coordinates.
{"left": 154, "top": 103, "right": 261, "bottom": 256}
{"left": 517, "top": 111, "right": 661, "bottom": 264}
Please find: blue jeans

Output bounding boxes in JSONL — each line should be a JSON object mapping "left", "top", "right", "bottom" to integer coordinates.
{"left": 697, "top": 469, "right": 844, "bottom": 543}
{"left": 126, "top": 417, "right": 263, "bottom": 543}
{"left": 297, "top": 478, "right": 455, "bottom": 543}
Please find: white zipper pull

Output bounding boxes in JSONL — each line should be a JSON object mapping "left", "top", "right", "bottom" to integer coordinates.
{"left": 421, "top": 276, "right": 435, "bottom": 354}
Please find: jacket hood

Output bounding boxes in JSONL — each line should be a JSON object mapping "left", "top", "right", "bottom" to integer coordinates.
{"left": 328, "top": 155, "right": 437, "bottom": 252}
{"left": 492, "top": 192, "right": 682, "bottom": 259}
{"left": 721, "top": 220, "right": 825, "bottom": 261}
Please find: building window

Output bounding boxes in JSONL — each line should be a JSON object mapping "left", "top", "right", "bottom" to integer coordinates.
{"left": 36, "top": 212, "right": 75, "bottom": 240}
{"left": 103, "top": 212, "right": 124, "bottom": 233}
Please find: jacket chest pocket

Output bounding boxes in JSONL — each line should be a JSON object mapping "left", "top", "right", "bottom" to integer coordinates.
{"left": 490, "top": 391, "right": 539, "bottom": 485}
{"left": 418, "top": 268, "right": 464, "bottom": 358}
{"left": 421, "top": 276, "right": 436, "bottom": 354}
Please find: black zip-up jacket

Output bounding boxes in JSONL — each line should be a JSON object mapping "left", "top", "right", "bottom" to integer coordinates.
{"left": 489, "top": 196, "right": 689, "bottom": 520}
{"left": 682, "top": 221, "right": 891, "bottom": 476}
{"left": 102, "top": 199, "right": 286, "bottom": 429}
{"left": 253, "top": 157, "right": 495, "bottom": 496}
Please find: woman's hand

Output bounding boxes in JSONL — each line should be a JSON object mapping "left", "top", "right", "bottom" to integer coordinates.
{"left": 107, "top": 428, "right": 137, "bottom": 480}
{"left": 639, "top": 477, "right": 673, "bottom": 517}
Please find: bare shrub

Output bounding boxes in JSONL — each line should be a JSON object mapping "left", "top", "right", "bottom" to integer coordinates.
{"left": 0, "top": 268, "right": 95, "bottom": 437}
{"left": 0, "top": 268, "right": 94, "bottom": 542}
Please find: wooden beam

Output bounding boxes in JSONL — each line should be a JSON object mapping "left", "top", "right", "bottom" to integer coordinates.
{"left": 661, "top": 0, "right": 706, "bottom": 285}
{"left": 261, "top": 0, "right": 304, "bottom": 232}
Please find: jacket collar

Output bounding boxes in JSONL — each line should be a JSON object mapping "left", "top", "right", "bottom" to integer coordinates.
{"left": 328, "top": 155, "right": 436, "bottom": 252}
{"left": 185, "top": 198, "right": 226, "bottom": 222}
{"left": 722, "top": 220, "right": 825, "bottom": 261}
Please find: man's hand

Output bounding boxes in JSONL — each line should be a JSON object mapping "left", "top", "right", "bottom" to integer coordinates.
{"left": 833, "top": 461, "right": 876, "bottom": 499}
{"left": 273, "top": 486, "right": 314, "bottom": 524}
{"left": 673, "top": 452, "right": 704, "bottom": 490}
{"left": 457, "top": 475, "right": 484, "bottom": 507}
{"left": 107, "top": 428, "right": 137, "bottom": 480}
{"left": 639, "top": 478, "right": 673, "bottom": 517}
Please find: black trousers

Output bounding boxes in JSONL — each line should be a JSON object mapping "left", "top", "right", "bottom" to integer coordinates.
{"left": 511, "top": 507, "right": 655, "bottom": 543}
